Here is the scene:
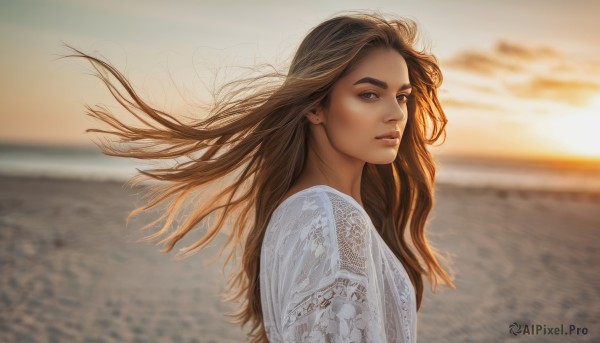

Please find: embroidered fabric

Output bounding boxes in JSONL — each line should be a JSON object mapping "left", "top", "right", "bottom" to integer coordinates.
{"left": 260, "top": 185, "right": 417, "bottom": 343}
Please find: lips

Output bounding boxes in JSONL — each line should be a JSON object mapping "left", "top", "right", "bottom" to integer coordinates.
{"left": 375, "top": 130, "right": 400, "bottom": 139}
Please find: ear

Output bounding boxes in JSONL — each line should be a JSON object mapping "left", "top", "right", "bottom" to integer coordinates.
{"left": 305, "top": 105, "right": 325, "bottom": 125}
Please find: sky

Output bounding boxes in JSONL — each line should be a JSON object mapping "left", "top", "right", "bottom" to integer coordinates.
{"left": 1, "top": 0, "right": 600, "bottom": 162}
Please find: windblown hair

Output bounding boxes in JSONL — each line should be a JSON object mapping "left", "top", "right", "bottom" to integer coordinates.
{"left": 62, "top": 10, "right": 454, "bottom": 342}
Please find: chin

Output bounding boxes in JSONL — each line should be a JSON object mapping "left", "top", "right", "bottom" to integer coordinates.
{"left": 367, "top": 151, "right": 398, "bottom": 164}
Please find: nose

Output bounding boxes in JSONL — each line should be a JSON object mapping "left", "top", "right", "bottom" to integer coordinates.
{"left": 384, "top": 99, "right": 407, "bottom": 122}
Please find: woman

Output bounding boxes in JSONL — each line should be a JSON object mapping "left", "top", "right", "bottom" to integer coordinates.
{"left": 64, "top": 10, "right": 454, "bottom": 343}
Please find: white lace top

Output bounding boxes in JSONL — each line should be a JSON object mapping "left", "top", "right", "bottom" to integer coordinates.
{"left": 260, "top": 185, "right": 417, "bottom": 342}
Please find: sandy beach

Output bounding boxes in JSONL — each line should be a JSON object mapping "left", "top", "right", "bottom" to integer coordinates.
{"left": 1, "top": 175, "right": 598, "bottom": 342}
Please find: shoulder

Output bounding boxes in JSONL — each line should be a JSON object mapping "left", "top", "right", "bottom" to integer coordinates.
{"left": 273, "top": 186, "right": 330, "bottom": 220}
{"left": 273, "top": 186, "right": 370, "bottom": 238}
{"left": 273, "top": 186, "right": 372, "bottom": 277}
{"left": 274, "top": 185, "right": 366, "bottom": 220}
{"left": 271, "top": 186, "right": 333, "bottom": 239}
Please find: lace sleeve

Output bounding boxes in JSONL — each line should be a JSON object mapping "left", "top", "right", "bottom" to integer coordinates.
{"left": 279, "top": 191, "right": 384, "bottom": 342}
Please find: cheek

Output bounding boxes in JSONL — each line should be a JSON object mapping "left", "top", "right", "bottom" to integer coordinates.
{"left": 329, "top": 96, "right": 375, "bottom": 140}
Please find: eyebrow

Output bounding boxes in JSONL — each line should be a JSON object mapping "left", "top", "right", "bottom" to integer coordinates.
{"left": 353, "top": 77, "right": 412, "bottom": 91}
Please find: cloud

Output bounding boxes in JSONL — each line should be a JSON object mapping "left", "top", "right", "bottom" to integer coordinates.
{"left": 495, "top": 40, "right": 561, "bottom": 60}
{"left": 443, "top": 39, "right": 561, "bottom": 76}
{"left": 442, "top": 49, "right": 523, "bottom": 76}
{"left": 442, "top": 40, "right": 562, "bottom": 76}
{"left": 442, "top": 39, "right": 600, "bottom": 108}
{"left": 439, "top": 97, "right": 502, "bottom": 112}
{"left": 507, "top": 76, "right": 600, "bottom": 107}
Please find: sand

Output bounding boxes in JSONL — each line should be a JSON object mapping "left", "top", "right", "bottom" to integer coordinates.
{"left": 0, "top": 175, "right": 598, "bottom": 342}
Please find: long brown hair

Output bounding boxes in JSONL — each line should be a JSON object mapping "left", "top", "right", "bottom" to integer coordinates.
{"left": 62, "top": 10, "right": 454, "bottom": 342}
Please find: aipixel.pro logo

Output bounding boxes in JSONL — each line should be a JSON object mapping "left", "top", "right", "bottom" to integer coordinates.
{"left": 509, "top": 322, "right": 589, "bottom": 336}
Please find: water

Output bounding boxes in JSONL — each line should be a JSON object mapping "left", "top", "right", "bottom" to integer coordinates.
{"left": 0, "top": 143, "right": 143, "bottom": 183}
{"left": 436, "top": 154, "right": 600, "bottom": 193}
{"left": 1, "top": 143, "right": 599, "bottom": 192}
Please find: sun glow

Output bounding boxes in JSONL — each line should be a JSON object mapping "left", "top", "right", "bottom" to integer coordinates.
{"left": 533, "top": 94, "right": 600, "bottom": 159}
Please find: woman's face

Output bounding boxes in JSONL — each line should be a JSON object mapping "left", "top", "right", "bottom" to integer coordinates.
{"left": 316, "top": 47, "right": 411, "bottom": 164}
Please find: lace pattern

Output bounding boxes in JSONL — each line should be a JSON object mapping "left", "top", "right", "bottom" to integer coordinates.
{"left": 285, "top": 276, "right": 369, "bottom": 325}
{"left": 260, "top": 185, "right": 416, "bottom": 343}
{"left": 381, "top": 240, "right": 415, "bottom": 343}
{"left": 327, "top": 192, "right": 369, "bottom": 277}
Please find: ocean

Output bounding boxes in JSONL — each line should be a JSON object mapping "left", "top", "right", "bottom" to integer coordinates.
{"left": 1, "top": 142, "right": 599, "bottom": 192}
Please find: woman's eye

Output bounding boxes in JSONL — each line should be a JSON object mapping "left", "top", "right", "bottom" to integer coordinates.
{"left": 397, "top": 94, "right": 409, "bottom": 102}
{"left": 360, "top": 92, "right": 378, "bottom": 100}
{"left": 360, "top": 92, "right": 410, "bottom": 102}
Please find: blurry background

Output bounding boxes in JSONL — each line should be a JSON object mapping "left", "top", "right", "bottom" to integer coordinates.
{"left": 1, "top": 0, "right": 598, "bottom": 342}
{"left": 2, "top": 0, "right": 600, "bottom": 189}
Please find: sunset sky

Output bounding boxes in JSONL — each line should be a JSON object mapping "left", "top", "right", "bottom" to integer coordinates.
{"left": 1, "top": 0, "right": 599, "bottom": 162}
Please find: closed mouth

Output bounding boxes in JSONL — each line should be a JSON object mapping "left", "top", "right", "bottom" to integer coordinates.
{"left": 375, "top": 131, "right": 400, "bottom": 139}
